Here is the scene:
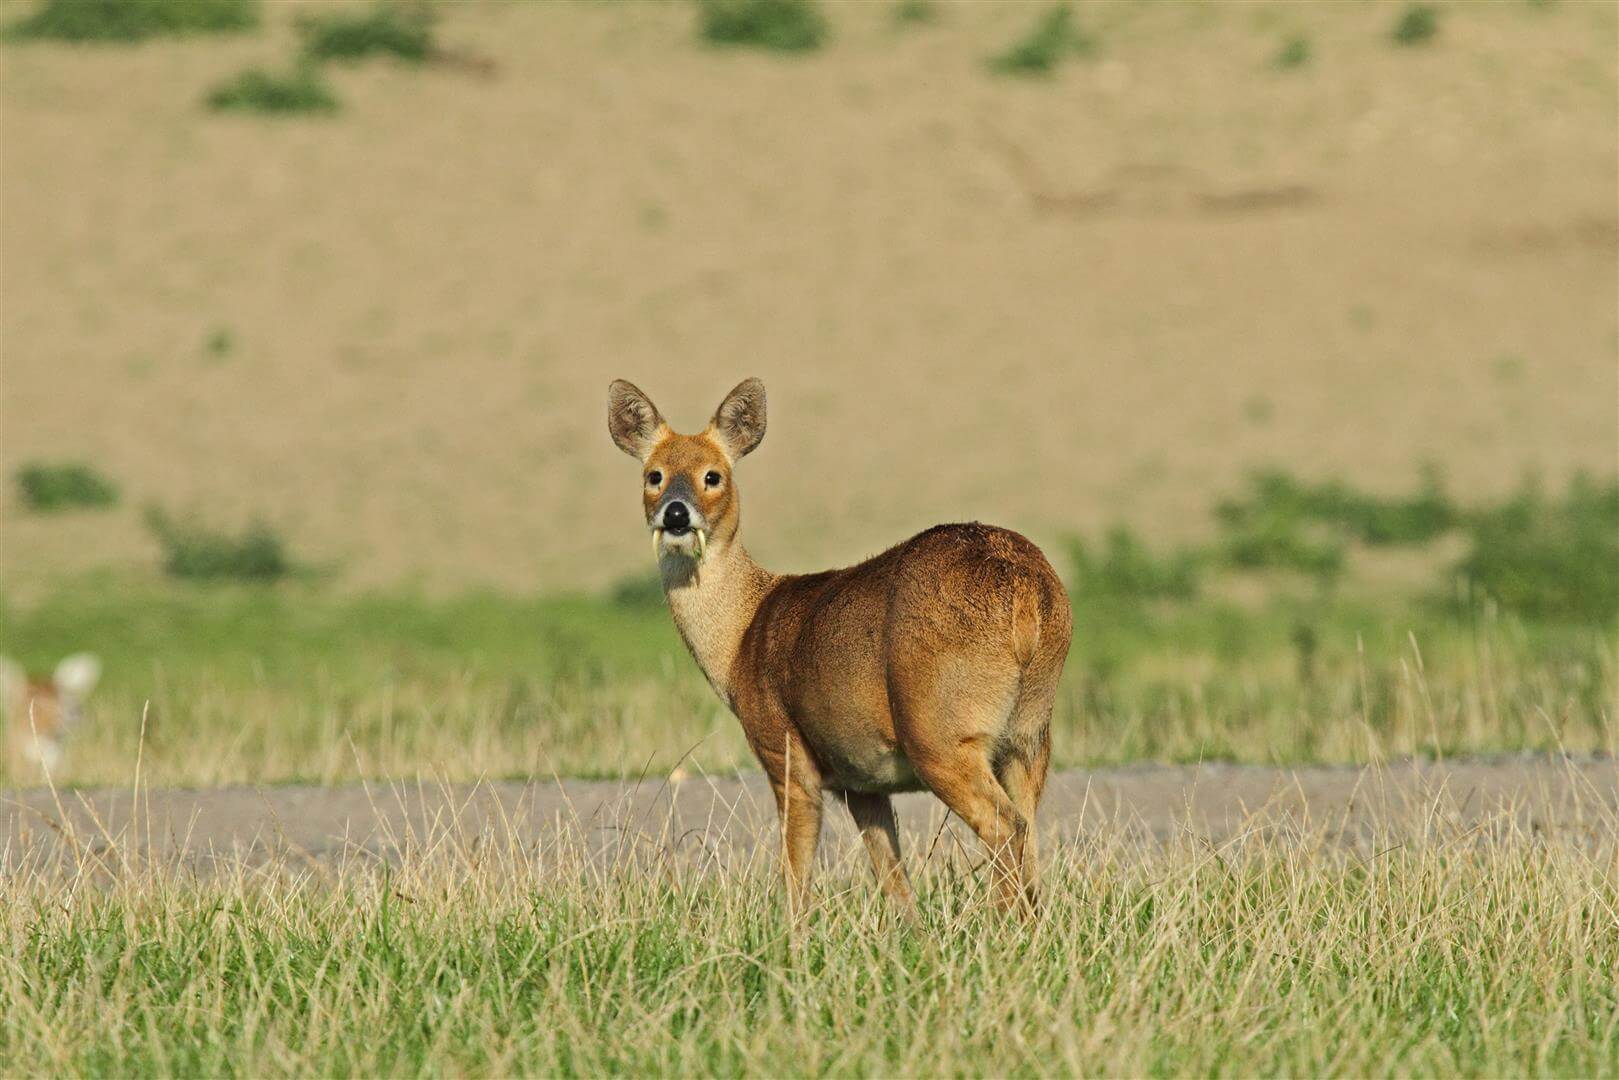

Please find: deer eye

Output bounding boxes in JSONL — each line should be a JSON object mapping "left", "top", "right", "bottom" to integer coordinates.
{"left": 646, "top": 470, "right": 662, "bottom": 487}
{"left": 704, "top": 470, "right": 722, "bottom": 488}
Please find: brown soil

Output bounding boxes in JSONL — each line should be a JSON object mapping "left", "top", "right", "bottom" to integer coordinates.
{"left": 2, "top": 2, "right": 1614, "bottom": 593}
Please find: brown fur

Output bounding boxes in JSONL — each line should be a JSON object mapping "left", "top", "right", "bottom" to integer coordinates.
{"left": 609, "top": 379, "right": 1072, "bottom": 915}
{"left": 2, "top": 654, "right": 100, "bottom": 776}
{"left": 9, "top": 679, "right": 67, "bottom": 735}
{"left": 4, "top": 677, "right": 68, "bottom": 776}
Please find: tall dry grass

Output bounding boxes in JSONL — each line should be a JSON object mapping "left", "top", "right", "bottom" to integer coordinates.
{"left": 25, "top": 625, "right": 1614, "bottom": 789}
{"left": 3, "top": 761, "right": 1616, "bottom": 1075}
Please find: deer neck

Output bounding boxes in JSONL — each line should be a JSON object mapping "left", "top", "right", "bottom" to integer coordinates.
{"left": 660, "top": 536, "right": 774, "bottom": 705}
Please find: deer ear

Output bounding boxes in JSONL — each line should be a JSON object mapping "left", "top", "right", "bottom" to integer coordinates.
{"left": 53, "top": 654, "right": 100, "bottom": 700}
{"left": 608, "top": 380, "right": 667, "bottom": 461}
{"left": 710, "top": 378, "right": 766, "bottom": 461}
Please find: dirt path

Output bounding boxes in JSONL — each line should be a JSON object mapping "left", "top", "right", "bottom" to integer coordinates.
{"left": 4, "top": 757, "right": 1614, "bottom": 873}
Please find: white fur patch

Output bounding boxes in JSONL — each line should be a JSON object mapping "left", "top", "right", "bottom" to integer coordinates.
{"left": 53, "top": 653, "right": 101, "bottom": 702}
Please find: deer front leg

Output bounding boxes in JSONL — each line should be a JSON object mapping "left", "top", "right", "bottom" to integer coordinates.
{"left": 751, "top": 724, "right": 824, "bottom": 917}
{"left": 770, "top": 770, "right": 823, "bottom": 916}
{"left": 734, "top": 692, "right": 826, "bottom": 916}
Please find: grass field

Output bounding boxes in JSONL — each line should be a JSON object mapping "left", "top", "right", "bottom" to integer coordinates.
{"left": 5, "top": 465, "right": 1613, "bottom": 788}
{"left": 4, "top": 772, "right": 1616, "bottom": 1075}
{"left": 1, "top": 567, "right": 1612, "bottom": 788}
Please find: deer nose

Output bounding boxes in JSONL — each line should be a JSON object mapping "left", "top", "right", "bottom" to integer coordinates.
{"left": 661, "top": 501, "right": 691, "bottom": 535}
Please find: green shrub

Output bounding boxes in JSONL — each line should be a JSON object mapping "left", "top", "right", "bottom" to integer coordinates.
{"left": 1219, "top": 518, "right": 1345, "bottom": 582}
{"left": 609, "top": 570, "right": 665, "bottom": 610}
{"left": 1456, "top": 473, "right": 1618, "bottom": 623}
{"left": 1216, "top": 468, "right": 1457, "bottom": 547}
{"left": 14, "top": 462, "right": 118, "bottom": 512}
{"left": 1391, "top": 3, "right": 1438, "bottom": 45}
{"left": 894, "top": 0, "right": 936, "bottom": 26}
{"left": 698, "top": 0, "right": 827, "bottom": 53}
{"left": 988, "top": 4, "right": 1094, "bottom": 77}
{"left": 1272, "top": 34, "right": 1310, "bottom": 69}
{"left": 297, "top": 2, "right": 434, "bottom": 63}
{"left": 1068, "top": 527, "right": 1201, "bottom": 603}
{"left": 6, "top": 0, "right": 256, "bottom": 42}
{"left": 207, "top": 64, "right": 338, "bottom": 114}
{"left": 203, "top": 326, "right": 234, "bottom": 361}
{"left": 145, "top": 507, "right": 293, "bottom": 582}
{"left": 1349, "top": 470, "right": 1456, "bottom": 544}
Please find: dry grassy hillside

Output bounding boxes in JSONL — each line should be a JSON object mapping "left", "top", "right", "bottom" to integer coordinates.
{"left": 2, "top": 0, "right": 1614, "bottom": 593}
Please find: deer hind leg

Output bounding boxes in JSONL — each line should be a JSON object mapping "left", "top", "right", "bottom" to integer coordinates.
{"left": 996, "top": 627, "right": 1064, "bottom": 913}
{"left": 842, "top": 791, "right": 916, "bottom": 914}
{"left": 993, "top": 740, "right": 1050, "bottom": 913}
{"left": 914, "top": 747, "right": 1030, "bottom": 914}
{"left": 893, "top": 662, "right": 1033, "bottom": 915}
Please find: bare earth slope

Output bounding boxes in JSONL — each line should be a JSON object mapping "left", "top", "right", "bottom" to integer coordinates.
{"left": 2, "top": 2, "right": 1615, "bottom": 592}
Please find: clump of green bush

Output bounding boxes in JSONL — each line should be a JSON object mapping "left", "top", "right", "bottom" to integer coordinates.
{"left": 609, "top": 570, "right": 666, "bottom": 610}
{"left": 1218, "top": 518, "right": 1345, "bottom": 583}
{"left": 1272, "top": 34, "right": 1310, "bottom": 70}
{"left": 698, "top": 0, "right": 827, "bottom": 53}
{"left": 6, "top": 0, "right": 257, "bottom": 42}
{"left": 988, "top": 4, "right": 1094, "bottom": 76}
{"left": 206, "top": 64, "right": 338, "bottom": 114}
{"left": 297, "top": 2, "right": 434, "bottom": 63}
{"left": 1215, "top": 467, "right": 1457, "bottom": 548}
{"left": 894, "top": 0, "right": 936, "bottom": 27}
{"left": 1390, "top": 3, "right": 1438, "bottom": 46}
{"left": 145, "top": 507, "right": 293, "bottom": 581}
{"left": 1071, "top": 468, "right": 1617, "bottom": 625}
{"left": 15, "top": 462, "right": 118, "bottom": 512}
{"left": 1068, "top": 527, "right": 1200, "bottom": 604}
{"left": 1208, "top": 470, "right": 1453, "bottom": 585}
{"left": 1457, "top": 473, "right": 1618, "bottom": 623}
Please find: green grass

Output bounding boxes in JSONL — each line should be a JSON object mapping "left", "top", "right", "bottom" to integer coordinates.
{"left": 0, "top": 467, "right": 1608, "bottom": 787}
{"left": 988, "top": 4, "right": 1095, "bottom": 77}
{"left": 296, "top": 2, "right": 434, "bottom": 64}
{"left": 1, "top": 573, "right": 1611, "bottom": 788}
{"left": 5, "top": 0, "right": 256, "bottom": 42}
{"left": 14, "top": 461, "right": 118, "bottom": 512}
{"left": 697, "top": 0, "right": 827, "bottom": 53}
{"left": 2, "top": 787, "right": 1615, "bottom": 1075}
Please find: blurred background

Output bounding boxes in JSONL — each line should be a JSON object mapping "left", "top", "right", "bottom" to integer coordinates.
{"left": 1, "top": 0, "right": 1614, "bottom": 787}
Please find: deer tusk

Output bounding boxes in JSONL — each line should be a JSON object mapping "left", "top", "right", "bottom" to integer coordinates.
{"left": 695, "top": 528, "right": 707, "bottom": 560}
{"left": 653, "top": 528, "right": 663, "bottom": 561}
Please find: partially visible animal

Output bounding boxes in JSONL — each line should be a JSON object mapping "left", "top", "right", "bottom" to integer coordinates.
{"left": 608, "top": 378, "right": 1072, "bottom": 917}
{"left": 1, "top": 653, "right": 101, "bottom": 775}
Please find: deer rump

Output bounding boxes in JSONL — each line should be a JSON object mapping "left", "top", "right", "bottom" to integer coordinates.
{"left": 729, "top": 522, "right": 1067, "bottom": 797}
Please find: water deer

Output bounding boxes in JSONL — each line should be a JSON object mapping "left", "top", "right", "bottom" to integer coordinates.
{"left": 608, "top": 379, "right": 1072, "bottom": 915}
{"left": 1, "top": 653, "right": 101, "bottom": 776}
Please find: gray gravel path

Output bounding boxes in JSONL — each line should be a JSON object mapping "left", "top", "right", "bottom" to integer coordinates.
{"left": 4, "top": 757, "right": 1613, "bottom": 875}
